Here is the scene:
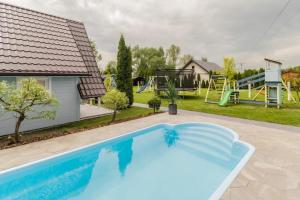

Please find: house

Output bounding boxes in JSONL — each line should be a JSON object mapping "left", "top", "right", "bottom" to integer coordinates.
{"left": 0, "top": 2, "right": 106, "bottom": 136}
{"left": 179, "top": 59, "right": 222, "bottom": 81}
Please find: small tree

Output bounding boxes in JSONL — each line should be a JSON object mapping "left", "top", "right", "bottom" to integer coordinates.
{"left": 0, "top": 79, "right": 58, "bottom": 143}
{"left": 206, "top": 80, "right": 209, "bottom": 88}
{"left": 102, "top": 89, "right": 129, "bottom": 122}
{"left": 223, "top": 57, "right": 236, "bottom": 80}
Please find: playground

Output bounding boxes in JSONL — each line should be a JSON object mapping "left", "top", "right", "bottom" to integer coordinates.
{"left": 133, "top": 59, "right": 300, "bottom": 126}
{"left": 134, "top": 87, "right": 300, "bottom": 126}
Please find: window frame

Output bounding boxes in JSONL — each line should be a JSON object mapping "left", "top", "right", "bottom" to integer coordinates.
{"left": 16, "top": 77, "right": 52, "bottom": 93}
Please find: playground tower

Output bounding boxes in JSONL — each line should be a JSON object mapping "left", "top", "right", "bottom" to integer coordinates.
{"left": 264, "top": 58, "right": 282, "bottom": 108}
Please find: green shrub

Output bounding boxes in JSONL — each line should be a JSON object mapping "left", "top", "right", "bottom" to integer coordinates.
{"left": 201, "top": 80, "right": 206, "bottom": 88}
{"left": 148, "top": 96, "right": 161, "bottom": 113}
{"left": 205, "top": 80, "right": 209, "bottom": 88}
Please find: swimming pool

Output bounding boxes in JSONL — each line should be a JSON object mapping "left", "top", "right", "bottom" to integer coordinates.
{"left": 0, "top": 122, "right": 254, "bottom": 200}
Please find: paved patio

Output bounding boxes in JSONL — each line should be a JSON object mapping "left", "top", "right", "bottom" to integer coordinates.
{"left": 80, "top": 104, "right": 113, "bottom": 119}
{"left": 1, "top": 109, "right": 300, "bottom": 200}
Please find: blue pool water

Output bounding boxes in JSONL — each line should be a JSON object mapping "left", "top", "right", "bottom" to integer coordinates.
{"left": 0, "top": 123, "right": 254, "bottom": 200}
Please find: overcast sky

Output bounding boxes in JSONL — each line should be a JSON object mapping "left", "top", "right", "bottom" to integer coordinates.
{"left": 4, "top": 0, "right": 300, "bottom": 70}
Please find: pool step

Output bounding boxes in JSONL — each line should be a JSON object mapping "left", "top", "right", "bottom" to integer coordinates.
{"left": 176, "top": 125, "right": 234, "bottom": 142}
{"left": 179, "top": 134, "right": 232, "bottom": 156}
{"left": 176, "top": 127, "right": 234, "bottom": 146}
{"left": 175, "top": 140, "right": 239, "bottom": 169}
{"left": 179, "top": 130, "right": 233, "bottom": 149}
{"left": 170, "top": 125, "right": 242, "bottom": 168}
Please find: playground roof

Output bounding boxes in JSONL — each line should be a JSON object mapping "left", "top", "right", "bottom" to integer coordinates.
{"left": 264, "top": 58, "right": 282, "bottom": 65}
{"left": 0, "top": 2, "right": 105, "bottom": 98}
{"left": 181, "top": 59, "right": 222, "bottom": 72}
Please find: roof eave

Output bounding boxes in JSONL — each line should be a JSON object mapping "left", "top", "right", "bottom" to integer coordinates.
{"left": 77, "top": 84, "right": 106, "bottom": 99}
{"left": 181, "top": 58, "right": 194, "bottom": 70}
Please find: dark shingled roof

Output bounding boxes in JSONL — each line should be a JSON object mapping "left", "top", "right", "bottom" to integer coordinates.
{"left": 0, "top": 2, "right": 105, "bottom": 98}
{"left": 181, "top": 59, "right": 222, "bottom": 72}
{"left": 193, "top": 60, "right": 222, "bottom": 71}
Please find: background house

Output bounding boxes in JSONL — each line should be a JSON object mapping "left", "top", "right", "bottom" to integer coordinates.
{"left": 0, "top": 2, "right": 106, "bottom": 136}
{"left": 178, "top": 58, "right": 222, "bottom": 81}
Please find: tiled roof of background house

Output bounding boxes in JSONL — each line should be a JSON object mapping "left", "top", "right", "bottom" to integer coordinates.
{"left": 0, "top": 2, "right": 105, "bottom": 98}
{"left": 180, "top": 59, "right": 222, "bottom": 72}
{"left": 193, "top": 60, "right": 222, "bottom": 72}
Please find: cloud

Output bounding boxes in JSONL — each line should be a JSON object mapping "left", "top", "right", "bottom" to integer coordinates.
{"left": 3, "top": 0, "right": 300, "bottom": 68}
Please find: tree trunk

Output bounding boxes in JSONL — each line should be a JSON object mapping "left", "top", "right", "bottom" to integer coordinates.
{"left": 111, "top": 109, "right": 117, "bottom": 123}
{"left": 14, "top": 116, "right": 24, "bottom": 143}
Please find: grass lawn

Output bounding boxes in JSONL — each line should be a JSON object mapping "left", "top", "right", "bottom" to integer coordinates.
{"left": 134, "top": 86, "right": 300, "bottom": 127}
{"left": 0, "top": 106, "right": 155, "bottom": 149}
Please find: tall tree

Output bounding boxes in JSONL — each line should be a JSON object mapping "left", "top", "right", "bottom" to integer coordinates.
{"left": 179, "top": 54, "right": 193, "bottom": 66}
{"left": 104, "top": 60, "right": 117, "bottom": 75}
{"left": 116, "top": 35, "right": 133, "bottom": 105}
{"left": 223, "top": 57, "right": 236, "bottom": 80}
{"left": 166, "top": 44, "right": 181, "bottom": 68}
{"left": 132, "top": 46, "right": 166, "bottom": 79}
{"left": 90, "top": 40, "right": 102, "bottom": 68}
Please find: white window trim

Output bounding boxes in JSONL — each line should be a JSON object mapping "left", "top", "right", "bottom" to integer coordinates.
{"left": 48, "top": 77, "right": 52, "bottom": 93}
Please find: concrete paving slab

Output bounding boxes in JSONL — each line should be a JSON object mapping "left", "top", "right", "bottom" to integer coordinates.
{"left": 1, "top": 109, "right": 300, "bottom": 199}
{"left": 80, "top": 104, "right": 113, "bottom": 119}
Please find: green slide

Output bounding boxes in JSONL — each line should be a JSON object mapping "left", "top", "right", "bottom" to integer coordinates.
{"left": 219, "top": 90, "right": 233, "bottom": 107}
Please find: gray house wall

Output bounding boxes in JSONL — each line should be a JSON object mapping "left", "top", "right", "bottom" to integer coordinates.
{"left": 0, "top": 77, "right": 81, "bottom": 136}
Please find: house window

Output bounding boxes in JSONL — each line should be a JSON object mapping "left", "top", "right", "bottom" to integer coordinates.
{"left": 37, "top": 79, "right": 47, "bottom": 88}
{"left": 17, "top": 77, "right": 51, "bottom": 91}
